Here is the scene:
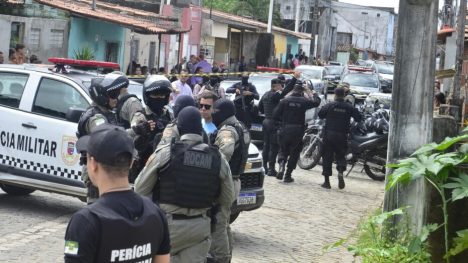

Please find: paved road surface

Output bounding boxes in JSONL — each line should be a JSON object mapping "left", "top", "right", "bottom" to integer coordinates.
{"left": 0, "top": 165, "right": 384, "bottom": 262}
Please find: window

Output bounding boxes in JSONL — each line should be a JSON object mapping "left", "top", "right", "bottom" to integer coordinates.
{"left": 10, "top": 22, "right": 25, "bottom": 49}
{"left": 0, "top": 72, "right": 28, "bottom": 108}
{"left": 33, "top": 78, "right": 89, "bottom": 121}
{"left": 285, "top": 5, "right": 291, "bottom": 11}
{"left": 30, "top": 28, "right": 41, "bottom": 50}
{"left": 50, "top": 29, "right": 64, "bottom": 48}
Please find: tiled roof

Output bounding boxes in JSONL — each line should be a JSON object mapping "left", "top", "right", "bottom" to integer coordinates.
{"left": 34, "top": 0, "right": 188, "bottom": 34}
{"left": 200, "top": 7, "right": 311, "bottom": 39}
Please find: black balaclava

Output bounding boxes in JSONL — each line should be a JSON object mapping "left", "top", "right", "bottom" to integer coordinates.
{"left": 173, "top": 95, "right": 196, "bottom": 118}
{"left": 147, "top": 95, "right": 169, "bottom": 114}
{"left": 211, "top": 98, "right": 236, "bottom": 127}
{"left": 241, "top": 76, "right": 249, "bottom": 85}
{"left": 177, "top": 106, "right": 203, "bottom": 136}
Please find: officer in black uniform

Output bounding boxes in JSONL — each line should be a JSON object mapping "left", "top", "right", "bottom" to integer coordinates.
{"left": 225, "top": 73, "right": 259, "bottom": 128}
{"left": 65, "top": 124, "right": 170, "bottom": 263}
{"left": 130, "top": 75, "right": 173, "bottom": 179}
{"left": 77, "top": 74, "right": 153, "bottom": 202}
{"left": 318, "top": 87, "right": 362, "bottom": 189}
{"left": 258, "top": 72, "right": 300, "bottom": 175}
{"left": 273, "top": 81, "right": 321, "bottom": 183}
{"left": 135, "top": 107, "right": 234, "bottom": 263}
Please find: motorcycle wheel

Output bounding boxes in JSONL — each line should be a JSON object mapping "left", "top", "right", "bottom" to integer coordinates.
{"left": 298, "top": 136, "right": 322, "bottom": 170}
{"left": 363, "top": 150, "right": 386, "bottom": 181}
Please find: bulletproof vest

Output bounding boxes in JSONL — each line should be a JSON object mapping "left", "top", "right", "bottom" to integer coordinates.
{"left": 76, "top": 106, "right": 117, "bottom": 138}
{"left": 261, "top": 91, "right": 280, "bottom": 119}
{"left": 144, "top": 110, "right": 172, "bottom": 137}
{"left": 116, "top": 93, "right": 140, "bottom": 129}
{"left": 90, "top": 197, "right": 165, "bottom": 263}
{"left": 226, "top": 122, "right": 250, "bottom": 176}
{"left": 324, "top": 101, "right": 354, "bottom": 134}
{"left": 280, "top": 95, "right": 309, "bottom": 126}
{"left": 234, "top": 83, "right": 255, "bottom": 107}
{"left": 155, "top": 141, "right": 221, "bottom": 208}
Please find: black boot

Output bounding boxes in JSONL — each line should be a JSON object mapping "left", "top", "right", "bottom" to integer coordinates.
{"left": 283, "top": 169, "right": 294, "bottom": 183}
{"left": 321, "top": 176, "right": 331, "bottom": 189}
{"left": 338, "top": 172, "right": 345, "bottom": 189}
{"left": 267, "top": 162, "right": 277, "bottom": 177}
{"left": 262, "top": 160, "right": 268, "bottom": 174}
{"left": 277, "top": 161, "right": 285, "bottom": 180}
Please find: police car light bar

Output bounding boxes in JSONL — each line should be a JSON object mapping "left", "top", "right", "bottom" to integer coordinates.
{"left": 347, "top": 66, "right": 374, "bottom": 73}
{"left": 48, "top": 58, "right": 120, "bottom": 70}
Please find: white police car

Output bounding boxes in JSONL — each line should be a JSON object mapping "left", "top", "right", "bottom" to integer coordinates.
{"left": 0, "top": 63, "right": 265, "bottom": 216}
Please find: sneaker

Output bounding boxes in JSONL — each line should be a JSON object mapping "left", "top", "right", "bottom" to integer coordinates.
{"left": 338, "top": 173, "right": 345, "bottom": 189}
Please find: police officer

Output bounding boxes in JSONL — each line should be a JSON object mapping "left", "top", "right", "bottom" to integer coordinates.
{"left": 225, "top": 73, "right": 259, "bottom": 128}
{"left": 134, "top": 107, "right": 235, "bottom": 263}
{"left": 318, "top": 87, "right": 362, "bottom": 189}
{"left": 77, "top": 74, "right": 153, "bottom": 202}
{"left": 65, "top": 124, "right": 170, "bottom": 263}
{"left": 273, "top": 81, "right": 321, "bottom": 183}
{"left": 210, "top": 99, "right": 250, "bottom": 262}
{"left": 130, "top": 75, "right": 173, "bottom": 178}
{"left": 157, "top": 95, "right": 197, "bottom": 148}
{"left": 258, "top": 72, "right": 300, "bottom": 175}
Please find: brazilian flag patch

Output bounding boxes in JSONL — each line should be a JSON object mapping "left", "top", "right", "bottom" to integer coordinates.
{"left": 64, "top": 240, "right": 79, "bottom": 255}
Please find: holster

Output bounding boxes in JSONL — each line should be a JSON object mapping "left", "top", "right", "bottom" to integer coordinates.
{"left": 208, "top": 205, "right": 220, "bottom": 233}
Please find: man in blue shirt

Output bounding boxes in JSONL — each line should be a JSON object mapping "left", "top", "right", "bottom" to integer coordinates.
{"left": 198, "top": 91, "right": 217, "bottom": 136}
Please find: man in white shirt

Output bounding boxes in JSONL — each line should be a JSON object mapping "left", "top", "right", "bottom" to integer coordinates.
{"left": 170, "top": 70, "right": 193, "bottom": 105}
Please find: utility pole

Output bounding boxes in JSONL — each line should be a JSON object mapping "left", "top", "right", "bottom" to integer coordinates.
{"left": 309, "top": 0, "right": 319, "bottom": 58}
{"left": 267, "top": 0, "right": 274, "bottom": 33}
{"left": 451, "top": 0, "right": 467, "bottom": 116}
{"left": 383, "top": 0, "right": 439, "bottom": 234}
{"left": 294, "top": 0, "right": 301, "bottom": 32}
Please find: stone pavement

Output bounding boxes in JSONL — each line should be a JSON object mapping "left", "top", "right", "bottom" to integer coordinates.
{"left": 231, "top": 165, "right": 385, "bottom": 263}
{"left": 0, "top": 165, "right": 384, "bottom": 262}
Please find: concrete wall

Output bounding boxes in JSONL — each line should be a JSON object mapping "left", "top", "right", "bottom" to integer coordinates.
{"left": 122, "top": 30, "right": 160, "bottom": 72}
{"left": 0, "top": 14, "right": 68, "bottom": 63}
{"left": 274, "top": 33, "right": 287, "bottom": 65}
{"left": 68, "top": 17, "right": 125, "bottom": 70}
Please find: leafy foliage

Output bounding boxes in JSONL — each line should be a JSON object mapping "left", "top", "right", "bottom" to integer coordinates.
{"left": 74, "top": 47, "right": 95, "bottom": 61}
{"left": 447, "top": 230, "right": 468, "bottom": 257}
{"left": 204, "top": 0, "right": 283, "bottom": 25}
{"left": 325, "top": 208, "right": 433, "bottom": 263}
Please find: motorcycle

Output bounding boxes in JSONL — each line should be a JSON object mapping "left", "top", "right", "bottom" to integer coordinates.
{"left": 298, "top": 108, "right": 389, "bottom": 181}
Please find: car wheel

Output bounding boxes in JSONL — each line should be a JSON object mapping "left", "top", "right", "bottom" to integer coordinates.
{"left": 0, "top": 184, "right": 35, "bottom": 196}
{"left": 230, "top": 212, "right": 241, "bottom": 224}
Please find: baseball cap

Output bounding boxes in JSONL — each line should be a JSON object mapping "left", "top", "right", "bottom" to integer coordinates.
{"left": 76, "top": 124, "right": 134, "bottom": 165}
{"left": 271, "top": 78, "right": 282, "bottom": 85}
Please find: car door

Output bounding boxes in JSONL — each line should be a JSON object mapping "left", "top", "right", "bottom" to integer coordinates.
{"left": 22, "top": 74, "right": 91, "bottom": 191}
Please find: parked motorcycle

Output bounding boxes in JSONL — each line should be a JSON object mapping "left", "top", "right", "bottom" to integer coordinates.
{"left": 298, "top": 108, "right": 389, "bottom": 181}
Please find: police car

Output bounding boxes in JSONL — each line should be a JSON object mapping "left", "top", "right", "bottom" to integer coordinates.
{"left": 0, "top": 62, "right": 264, "bottom": 220}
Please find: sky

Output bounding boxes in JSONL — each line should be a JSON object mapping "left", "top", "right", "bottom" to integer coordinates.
{"left": 339, "top": 0, "right": 400, "bottom": 13}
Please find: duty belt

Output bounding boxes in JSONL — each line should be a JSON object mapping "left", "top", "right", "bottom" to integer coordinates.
{"left": 171, "top": 214, "right": 204, "bottom": 220}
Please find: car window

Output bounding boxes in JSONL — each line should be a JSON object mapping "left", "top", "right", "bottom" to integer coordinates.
{"left": 127, "top": 83, "right": 143, "bottom": 101}
{"left": 326, "top": 66, "right": 344, "bottom": 75}
{"left": 342, "top": 74, "right": 379, "bottom": 88}
{"left": 0, "top": 72, "right": 29, "bottom": 108}
{"left": 33, "top": 78, "right": 89, "bottom": 121}
{"left": 297, "top": 68, "right": 322, "bottom": 80}
{"left": 376, "top": 64, "right": 394, "bottom": 74}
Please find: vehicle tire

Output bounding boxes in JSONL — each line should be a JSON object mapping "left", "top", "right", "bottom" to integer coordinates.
{"left": 363, "top": 150, "right": 386, "bottom": 181}
{"left": 298, "top": 136, "right": 322, "bottom": 170}
{"left": 0, "top": 184, "right": 35, "bottom": 195}
{"left": 230, "top": 212, "right": 240, "bottom": 224}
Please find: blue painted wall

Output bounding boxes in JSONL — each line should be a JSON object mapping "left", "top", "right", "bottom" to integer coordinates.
{"left": 68, "top": 17, "right": 125, "bottom": 69}
{"left": 283, "top": 36, "right": 299, "bottom": 64}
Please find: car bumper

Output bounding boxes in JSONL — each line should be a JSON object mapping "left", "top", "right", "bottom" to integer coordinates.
{"left": 231, "top": 187, "right": 265, "bottom": 214}
{"left": 231, "top": 159, "right": 265, "bottom": 214}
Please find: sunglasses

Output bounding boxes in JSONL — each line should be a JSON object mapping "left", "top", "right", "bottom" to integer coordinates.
{"left": 198, "top": 104, "right": 212, "bottom": 110}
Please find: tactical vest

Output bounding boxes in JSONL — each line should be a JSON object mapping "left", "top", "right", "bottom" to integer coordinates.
{"left": 226, "top": 122, "right": 250, "bottom": 176}
{"left": 261, "top": 91, "right": 279, "bottom": 119}
{"left": 90, "top": 196, "right": 165, "bottom": 263}
{"left": 116, "top": 94, "right": 139, "bottom": 129}
{"left": 76, "top": 106, "right": 117, "bottom": 138}
{"left": 154, "top": 141, "right": 221, "bottom": 208}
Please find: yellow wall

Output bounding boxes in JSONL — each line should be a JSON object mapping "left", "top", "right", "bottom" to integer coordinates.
{"left": 274, "top": 33, "right": 287, "bottom": 64}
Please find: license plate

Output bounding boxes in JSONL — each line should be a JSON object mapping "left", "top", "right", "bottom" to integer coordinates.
{"left": 237, "top": 193, "right": 257, "bottom": 205}
{"left": 250, "top": 124, "right": 262, "bottom": 132}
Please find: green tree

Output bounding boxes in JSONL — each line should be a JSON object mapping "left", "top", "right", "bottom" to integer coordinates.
{"left": 204, "top": 0, "right": 282, "bottom": 26}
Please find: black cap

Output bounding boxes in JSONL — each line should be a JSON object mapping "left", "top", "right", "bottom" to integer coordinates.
{"left": 334, "top": 87, "right": 345, "bottom": 97}
{"left": 76, "top": 124, "right": 134, "bottom": 165}
{"left": 277, "top": 74, "right": 286, "bottom": 83}
{"left": 271, "top": 78, "right": 282, "bottom": 85}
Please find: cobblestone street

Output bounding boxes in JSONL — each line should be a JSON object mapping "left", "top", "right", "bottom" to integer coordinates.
{"left": 0, "top": 166, "right": 384, "bottom": 262}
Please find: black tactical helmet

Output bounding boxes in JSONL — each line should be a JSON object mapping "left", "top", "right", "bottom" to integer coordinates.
{"left": 143, "top": 75, "right": 172, "bottom": 106}
{"left": 89, "top": 73, "right": 129, "bottom": 108}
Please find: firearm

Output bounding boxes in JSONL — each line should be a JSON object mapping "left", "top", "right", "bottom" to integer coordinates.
{"left": 236, "top": 84, "right": 247, "bottom": 112}
{"left": 208, "top": 204, "right": 220, "bottom": 233}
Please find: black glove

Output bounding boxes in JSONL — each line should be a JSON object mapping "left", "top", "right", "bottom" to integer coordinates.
{"left": 132, "top": 121, "right": 152, "bottom": 136}
{"left": 79, "top": 152, "right": 87, "bottom": 166}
